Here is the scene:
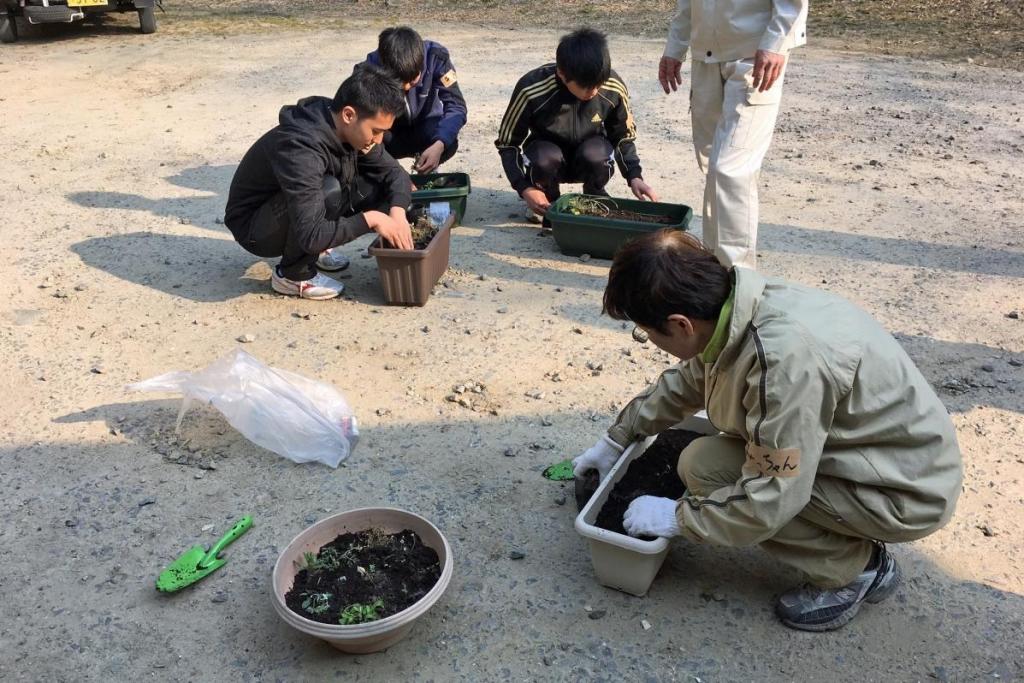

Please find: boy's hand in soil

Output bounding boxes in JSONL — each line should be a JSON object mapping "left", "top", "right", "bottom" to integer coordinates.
{"left": 572, "top": 434, "right": 624, "bottom": 482}
{"left": 658, "top": 56, "right": 683, "bottom": 94}
{"left": 365, "top": 210, "right": 413, "bottom": 249}
{"left": 623, "top": 495, "right": 681, "bottom": 538}
{"left": 630, "top": 178, "right": 659, "bottom": 202}
{"left": 521, "top": 187, "right": 551, "bottom": 216}
{"left": 413, "top": 141, "right": 445, "bottom": 174}
{"left": 389, "top": 205, "right": 409, "bottom": 228}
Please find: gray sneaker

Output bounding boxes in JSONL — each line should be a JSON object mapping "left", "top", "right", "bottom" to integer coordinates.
{"left": 316, "top": 248, "right": 350, "bottom": 272}
{"left": 776, "top": 543, "right": 902, "bottom": 632}
{"left": 271, "top": 268, "right": 344, "bottom": 300}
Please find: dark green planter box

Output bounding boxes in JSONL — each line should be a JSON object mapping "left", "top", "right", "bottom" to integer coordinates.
{"left": 547, "top": 193, "right": 693, "bottom": 260}
{"left": 410, "top": 172, "right": 471, "bottom": 224}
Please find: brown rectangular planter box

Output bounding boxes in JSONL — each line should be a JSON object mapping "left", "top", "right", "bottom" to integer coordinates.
{"left": 367, "top": 213, "right": 455, "bottom": 306}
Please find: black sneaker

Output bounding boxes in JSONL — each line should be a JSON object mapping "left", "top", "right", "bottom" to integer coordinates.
{"left": 775, "top": 543, "right": 902, "bottom": 632}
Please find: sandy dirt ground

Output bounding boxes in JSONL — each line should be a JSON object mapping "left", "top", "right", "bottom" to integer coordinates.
{"left": 1, "top": 19, "right": 1022, "bottom": 683}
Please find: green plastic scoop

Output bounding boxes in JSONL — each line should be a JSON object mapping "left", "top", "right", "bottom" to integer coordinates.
{"left": 542, "top": 459, "right": 575, "bottom": 481}
{"left": 156, "top": 516, "right": 253, "bottom": 593}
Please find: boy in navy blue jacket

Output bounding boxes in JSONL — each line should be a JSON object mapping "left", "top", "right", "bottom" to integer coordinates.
{"left": 362, "top": 26, "right": 468, "bottom": 174}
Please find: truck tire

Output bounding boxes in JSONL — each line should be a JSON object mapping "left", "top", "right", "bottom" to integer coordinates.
{"left": 0, "top": 11, "right": 17, "bottom": 43}
{"left": 138, "top": 6, "right": 156, "bottom": 34}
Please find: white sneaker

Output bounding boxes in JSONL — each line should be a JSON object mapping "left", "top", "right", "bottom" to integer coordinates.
{"left": 526, "top": 210, "right": 544, "bottom": 224}
{"left": 271, "top": 268, "right": 344, "bottom": 300}
{"left": 316, "top": 248, "right": 350, "bottom": 272}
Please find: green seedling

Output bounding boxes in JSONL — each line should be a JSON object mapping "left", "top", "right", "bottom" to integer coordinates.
{"left": 303, "top": 546, "right": 350, "bottom": 573}
{"left": 302, "top": 551, "right": 319, "bottom": 571}
{"left": 564, "top": 195, "right": 614, "bottom": 217}
{"left": 417, "top": 176, "right": 455, "bottom": 190}
{"left": 339, "top": 598, "right": 385, "bottom": 625}
{"left": 301, "top": 591, "right": 332, "bottom": 615}
{"left": 317, "top": 547, "right": 344, "bottom": 571}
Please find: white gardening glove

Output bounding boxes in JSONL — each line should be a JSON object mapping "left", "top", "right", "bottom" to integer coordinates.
{"left": 571, "top": 434, "right": 624, "bottom": 482}
{"left": 623, "top": 496, "right": 681, "bottom": 538}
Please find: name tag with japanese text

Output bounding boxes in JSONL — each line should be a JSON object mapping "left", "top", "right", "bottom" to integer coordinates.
{"left": 745, "top": 444, "right": 801, "bottom": 478}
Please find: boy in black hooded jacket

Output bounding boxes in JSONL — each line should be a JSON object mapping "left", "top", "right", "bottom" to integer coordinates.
{"left": 225, "top": 65, "right": 413, "bottom": 300}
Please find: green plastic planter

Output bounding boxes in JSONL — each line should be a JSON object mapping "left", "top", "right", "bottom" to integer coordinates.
{"left": 410, "top": 173, "right": 471, "bottom": 224}
{"left": 547, "top": 193, "right": 693, "bottom": 260}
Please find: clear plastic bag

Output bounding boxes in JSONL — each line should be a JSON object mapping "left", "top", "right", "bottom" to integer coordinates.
{"left": 128, "top": 349, "right": 358, "bottom": 468}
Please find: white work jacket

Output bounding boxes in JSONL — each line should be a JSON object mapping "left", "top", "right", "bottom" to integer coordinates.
{"left": 665, "top": 0, "right": 808, "bottom": 63}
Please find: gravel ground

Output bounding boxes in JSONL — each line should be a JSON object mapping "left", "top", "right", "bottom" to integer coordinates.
{"left": 1, "top": 21, "right": 1022, "bottom": 682}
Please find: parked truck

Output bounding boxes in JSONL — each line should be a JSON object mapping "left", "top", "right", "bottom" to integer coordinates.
{"left": 1, "top": 0, "right": 159, "bottom": 43}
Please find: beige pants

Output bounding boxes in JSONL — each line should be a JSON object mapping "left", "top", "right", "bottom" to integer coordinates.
{"left": 691, "top": 58, "right": 785, "bottom": 270}
{"left": 679, "top": 435, "right": 934, "bottom": 588}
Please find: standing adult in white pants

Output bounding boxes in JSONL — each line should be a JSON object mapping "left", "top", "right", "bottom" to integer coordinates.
{"left": 659, "top": 1, "right": 808, "bottom": 269}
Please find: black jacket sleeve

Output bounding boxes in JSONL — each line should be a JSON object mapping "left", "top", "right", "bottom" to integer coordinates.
{"left": 358, "top": 142, "right": 412, "bottom": 210}
{"left": 494, "top": 74, "right": 536, "bottom": 196}
{"left": 603, "top": 76, "right": 643, "bottom": 181}
{"left": 268, "top": 133, "right": 367, "bottom": 255}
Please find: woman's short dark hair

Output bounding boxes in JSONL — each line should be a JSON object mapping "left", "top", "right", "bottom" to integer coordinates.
{"left": 378, "top": 26, "right": 425, "bottom": 84}
{"left": 604, "top": 230, "right": 732, "bottom": 332}
{"left": 331, "top": 63, "right": 406, "bottom": 119}
{"left": 556, "top": 27, "right": 611, "bottom": 88}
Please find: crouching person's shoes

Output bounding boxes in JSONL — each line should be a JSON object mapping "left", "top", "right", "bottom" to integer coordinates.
{"left": 776, "top": 543, "right": 902, "bottom": 632}
{"left": 271, "top": 267, "right": 344, "bottom": 300}
{"left": 316, "top": 248, "right": 350, "bottom": 272}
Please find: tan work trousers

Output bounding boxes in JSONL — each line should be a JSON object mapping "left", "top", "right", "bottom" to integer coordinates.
{"left": 679, "top": 435, "right": 933, "bottom": 588}
{"left": 691, "top": 58, "right": 785, "bottom": 270}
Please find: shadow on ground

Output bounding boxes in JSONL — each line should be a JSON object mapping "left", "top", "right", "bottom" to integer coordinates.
{"left": 761, "top": 221, "right": 1024, "bottom": 279}
{"left": 897, "top": 334, "right": 1024, "bottom": 415}
{"left": 67, "top": 162, "right": 234, "bottom": 232}
{"left": 6, "top": 400, "right": 1023, "bottom": 680}
{"left": 67, "top": 164, "right": 236, "bottom": 233}
{"left": 70, "top": 231, "right": 266, "bottom": 303}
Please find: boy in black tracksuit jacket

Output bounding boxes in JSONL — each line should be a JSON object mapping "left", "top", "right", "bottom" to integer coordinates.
{"left": 225, "top": 65, "right": 414, "bottom": 300}
{"left": 362, "top": 26, "right": 468, "bottom": 174}
{"left": 495, "top": 28, "right": 659, "bottom": 221}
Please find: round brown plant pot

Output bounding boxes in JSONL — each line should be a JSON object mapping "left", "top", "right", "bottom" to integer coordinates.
{"left": 272, "top": 507, "right": 453, "bottom": 654}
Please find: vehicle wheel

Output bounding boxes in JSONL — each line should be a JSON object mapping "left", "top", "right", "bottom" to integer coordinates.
{"left": 0, "top": 11, "right": 18, "bottom": 43}
{"left": 138, "top": 6, "right": 156, "bottom": 34}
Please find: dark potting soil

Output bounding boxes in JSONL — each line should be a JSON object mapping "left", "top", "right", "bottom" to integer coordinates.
{"left": 602, "top": 208, "right": 677, "bottom": 225}
{"left": 380, "top": 211, "right": 438, "bottom": 250}
{"left": 284, "top": 528, "right": 441, "bottom": 625}
{"left": 410, "top": 216, "right": 439, "bottom": 249}
{"left": 595, "top": 429, "right": 704, "bottom": 539}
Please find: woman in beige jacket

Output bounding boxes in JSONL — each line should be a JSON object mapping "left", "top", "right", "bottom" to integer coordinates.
{"left": 573, "top": 230, "right": 962, "bottom": 631}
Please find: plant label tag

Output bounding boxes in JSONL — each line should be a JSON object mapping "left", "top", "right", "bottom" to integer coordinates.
{"left": 429, "top": 202, "right": 451, "bottom": 224}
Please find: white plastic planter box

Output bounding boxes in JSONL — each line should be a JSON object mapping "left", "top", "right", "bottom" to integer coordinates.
{"left": 574, "top": 414, "right": 716, "bottom": 596}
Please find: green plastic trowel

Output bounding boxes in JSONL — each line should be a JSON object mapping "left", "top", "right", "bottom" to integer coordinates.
{"left": 542, "top": 459, "right": 575, "bottom": 481}
{"left": 156, "top": 516, "right": 253, "bottom": 593}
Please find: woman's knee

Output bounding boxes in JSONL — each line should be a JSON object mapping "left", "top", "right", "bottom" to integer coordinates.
{"left": 678, "top": 435, "right": 746, "bottom": 495}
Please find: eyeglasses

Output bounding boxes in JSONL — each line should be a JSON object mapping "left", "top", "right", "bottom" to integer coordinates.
{"left": 631, "top": 326, "right": 649, "bottom": 343}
